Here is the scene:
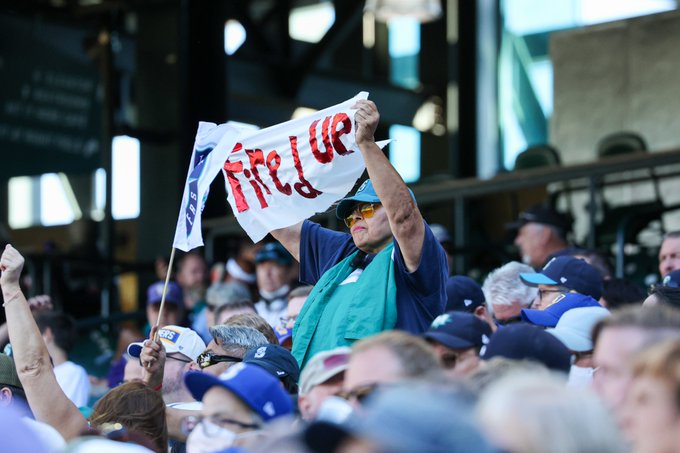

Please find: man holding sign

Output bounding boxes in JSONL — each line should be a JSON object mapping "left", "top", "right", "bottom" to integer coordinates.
{"left": 271, "top": 100, "right": 448, "bottom": 368}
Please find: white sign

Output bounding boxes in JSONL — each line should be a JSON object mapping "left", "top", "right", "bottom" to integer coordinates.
{"left": 222, "top": 92, "right": 369, "bottom": 242}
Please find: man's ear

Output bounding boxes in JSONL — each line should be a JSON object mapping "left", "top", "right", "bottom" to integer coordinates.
{"left": 297, "top": 394, "right": 312, "bottom": 420}
{"left": 474, "top": 305, "right": 486, "bottom": 317}
{"left": 42, "top": 326, "right": 54, "bottom": 344}
{"left": 0, "top": 387, "right": 13, "bottom": 407}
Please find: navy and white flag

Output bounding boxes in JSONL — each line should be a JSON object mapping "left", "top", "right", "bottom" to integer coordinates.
{"left": 173, "top": 122, "right": 241, "bottom": 251}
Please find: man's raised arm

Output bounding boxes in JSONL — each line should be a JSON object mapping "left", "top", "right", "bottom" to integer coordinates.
{"left": 270, "top": 221, "right": 303, "bottom": 262}
{"left": 353, "top": 100, "right": 425, "bottom": 272}
{"left": 0, "top": 244, "right": 87, "bottom": 440}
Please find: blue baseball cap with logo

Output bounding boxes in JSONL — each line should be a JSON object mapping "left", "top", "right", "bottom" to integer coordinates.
{"left": 519, "top": 256, "right": 603, "bottom": 300}
{"left": 445, "top": 276, "right": 485, "bottom": 313}
{"left": 423, "top": 311, "right": 492, "bottom": 350}
{"left": 520, "top": 292, "right": 602, "bottom": 327}
{"left": 335, "top": 179, "right": 416, "bottom": 220}
{"left": 662, "top": 269, "right": 680, "bottom": 288}
{"left": 184, "top": 363, "right": 293, "bottom": 422}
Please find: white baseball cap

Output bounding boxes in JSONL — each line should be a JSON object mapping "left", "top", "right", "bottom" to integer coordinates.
{"left": 546, "top": 306, "right": 610, "bottom": 352}
{"left": 127, "top": 325, "right": 206, "bottom": 361}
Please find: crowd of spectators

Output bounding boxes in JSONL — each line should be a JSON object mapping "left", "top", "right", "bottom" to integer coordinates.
{"left": 1, "top": 100, "right": 680, "bottom": 453}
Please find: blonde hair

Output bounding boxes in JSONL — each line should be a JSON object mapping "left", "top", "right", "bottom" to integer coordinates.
{"left": 632, "top": 339, "right": 680, "bottom": 411}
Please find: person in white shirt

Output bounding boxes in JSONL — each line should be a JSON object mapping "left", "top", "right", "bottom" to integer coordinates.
{"left": 35, "top": 311, "right": 91, "bottom": 408}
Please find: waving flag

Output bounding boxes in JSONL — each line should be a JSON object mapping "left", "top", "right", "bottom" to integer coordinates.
{"left": 173, "top": 122, "right": 241, "bottom": 251}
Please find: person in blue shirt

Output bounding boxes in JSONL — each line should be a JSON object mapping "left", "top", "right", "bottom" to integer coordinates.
{"left": 271, "top": 100, "right": 448, "bottom": 368}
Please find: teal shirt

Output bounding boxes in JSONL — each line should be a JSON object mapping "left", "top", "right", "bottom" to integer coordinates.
{"left": 292, "top": 243, "right": 397, "bottom": 369}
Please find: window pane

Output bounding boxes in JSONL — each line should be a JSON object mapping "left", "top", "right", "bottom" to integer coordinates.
{"left": 112, "top": 135, "right": 140, "bottom": 220}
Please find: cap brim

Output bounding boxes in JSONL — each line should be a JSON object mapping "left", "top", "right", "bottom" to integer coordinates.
{"left": 519, "top": 272, "right": 558, "bottom": 287}
{"left": 185, "top": 371, "right": 223, "bottom": 402}
{"left": 520, "top": 309, "right": 560, "bottom": 327}
{"left": 127, "top": 342, "right": 144, "bottom": 358}
{"left": 423, "top": 332, "right": 476, "bottom": 350}
{"left": 546, "top": 328, "right": 592, "bottom": 352}
{"left": 335, "top": 194, "right": 381, "bottom": 220}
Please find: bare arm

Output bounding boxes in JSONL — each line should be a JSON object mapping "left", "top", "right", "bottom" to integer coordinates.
{"left": 270, "top": 221, "right": 303, "bottom": 262}
{"left": 0, "top": 245, "right": 87, "bottom": 440}
{"left": 353, "top": 100, "right": 425, "bottom": 272}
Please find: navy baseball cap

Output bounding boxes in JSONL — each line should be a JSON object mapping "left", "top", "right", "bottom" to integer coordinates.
{"left": 482, "top": 323, "right": 571, "bottom": 373}
{"left": 445, "top": 276, "right": 485, "bottom": 312}
{"left": 335, "top": 179, "right": 416, "bottom": 220}
{"left": 519, "top": 256, "right": 603, "bottom": 300}
{"left": 423, "top": 312, "right": 492, "bottom": 350}
{"left": 243, "top": 344, "right": 300, "bottom": 383}
{"left": 506, "top": 203, "right": 572, "bottom": 236}
{"left": 520, "top": 292, "right": 602, "bottom": 327}
{"left": 662, "top": 269, "right": 680, "bottom": 288}
{"left": 255, "top": 242, "right": 293, "bottom": 266}
{"left": 184, "top": 363, "right": 293, "bottom": 422}
{"left": 147, "top": 281, "right": 183, "bottom": 306}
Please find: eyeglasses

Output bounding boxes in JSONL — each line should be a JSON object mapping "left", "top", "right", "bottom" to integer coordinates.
{"left": 181, "top": 415, "right": 260, "bottom": 437}
{"left": 279, "top": 316, "right": 297, "bottom": 326}
{"left": 196, "top": 350, "right": 242, "bottom": 370}
{"left": 344, "top": 203, "right": 380, "bottom": 229}
{"left": 339, "top": 382, "right": 379, "bottom": 403}
{"left": 537, "top": 288, "right": 563, "bottom": 300}
{"left": 166, "top": 354, "right": 192, "bottom": 364}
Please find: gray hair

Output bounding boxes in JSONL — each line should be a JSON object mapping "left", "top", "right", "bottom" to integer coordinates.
{"left": 206, "top": 282, "right": 251, "bottom": 308}
{"left": 208, "top": 325, "right": 268, "bottom": 357}
{"left": 482, "top": 261, "right": 538, "bottom": 313}
{"left": 476, "top": 372, "right": 625, "bottom": 453}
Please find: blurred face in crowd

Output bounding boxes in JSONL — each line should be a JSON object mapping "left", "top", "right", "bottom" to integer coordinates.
{"left": 429, "top": 342, "right": 479, "bottom": 379}
{"left": 621, "top": 374, "right": 680, "bottom": 453}
{"left": 146, "top": 303, "right": 180, "bottom": 328}
{"left": 256, "top": 261, "right": 289, "bottom": 293}
{"left": 491, "top": 301, "right": 524, "bottom": 322}
{"left": 514, "top": 223, "right": 547, "bottom": 268}
{"left": 298, "top": 372, "right": 345, "bottom": 421}
{"left": 215, "top": 305, "right": 256, "bottom": 327}
{"left": 348, "top": 203, "right": 393, "bottom": 254}
{"left": 343, "top": 346, "right": 401, "bottom": 409}
{"left": 593, "top": 327, "right": 647, "bottom": 421}
{"left": 178, "top": 255, "right": 208, "bottom": 291}
{"left": 186, "top": 386, "right": 261, "bottom": 452}
{"left": 658, "top": 236, "right": 680, "bottom": 278}
{"left": 123, "top": 358, "right": 144, "bottom": 384}
{"left": 163, "top": 352, "right": 194, "bottom": 401}
{"left": 532, "top": 285, "right": 563, "bottom": 310}
{"left": 284, "top": 296, "right": 306, "bottom": 330}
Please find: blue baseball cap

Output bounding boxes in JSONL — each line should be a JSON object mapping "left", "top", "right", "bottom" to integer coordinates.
{"left": 423, "top": 312, "right": 492, "bottom": 350}
{"left": 335, "top": 179, "right": 416, "bottom": 220}
{"left": 445, "top": 276, "right": 485, "bottom": 313}
{"left": 146, "top": 281, "right": 183, "bottom": 306}
{"left": 662, "top": 269, "right": 680, "bottom": 288}
{"left": 243, "top": 344, "right": 300, "bottom": 383}
{"left": 255, "top": 243, "right": 293, "bottom": 266}
{"left": 482, "top": 323, "right": 572, "bottom": 373}
{"left": 519, "top": 256, "right": 603, "bottom": 300}
{"left": 520, "top": 293, "right": 602, "bottom": 327}
{"left": 184, "top": 363, "right": 293, "bottom": 422}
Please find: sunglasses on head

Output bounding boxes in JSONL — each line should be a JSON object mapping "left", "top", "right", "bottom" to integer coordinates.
{"left": 344, "top": 203, "right": 380, "bottom": 229}
{"left": 196, "top": 350, "right": 242, "bottom": 370}
{"left": 323, "top": 353, "right": 349, "bottom": 370}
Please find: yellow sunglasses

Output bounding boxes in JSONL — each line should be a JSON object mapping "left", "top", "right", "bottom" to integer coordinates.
{"left": 344, "top": 203, "right": 380, "bottom": 228}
